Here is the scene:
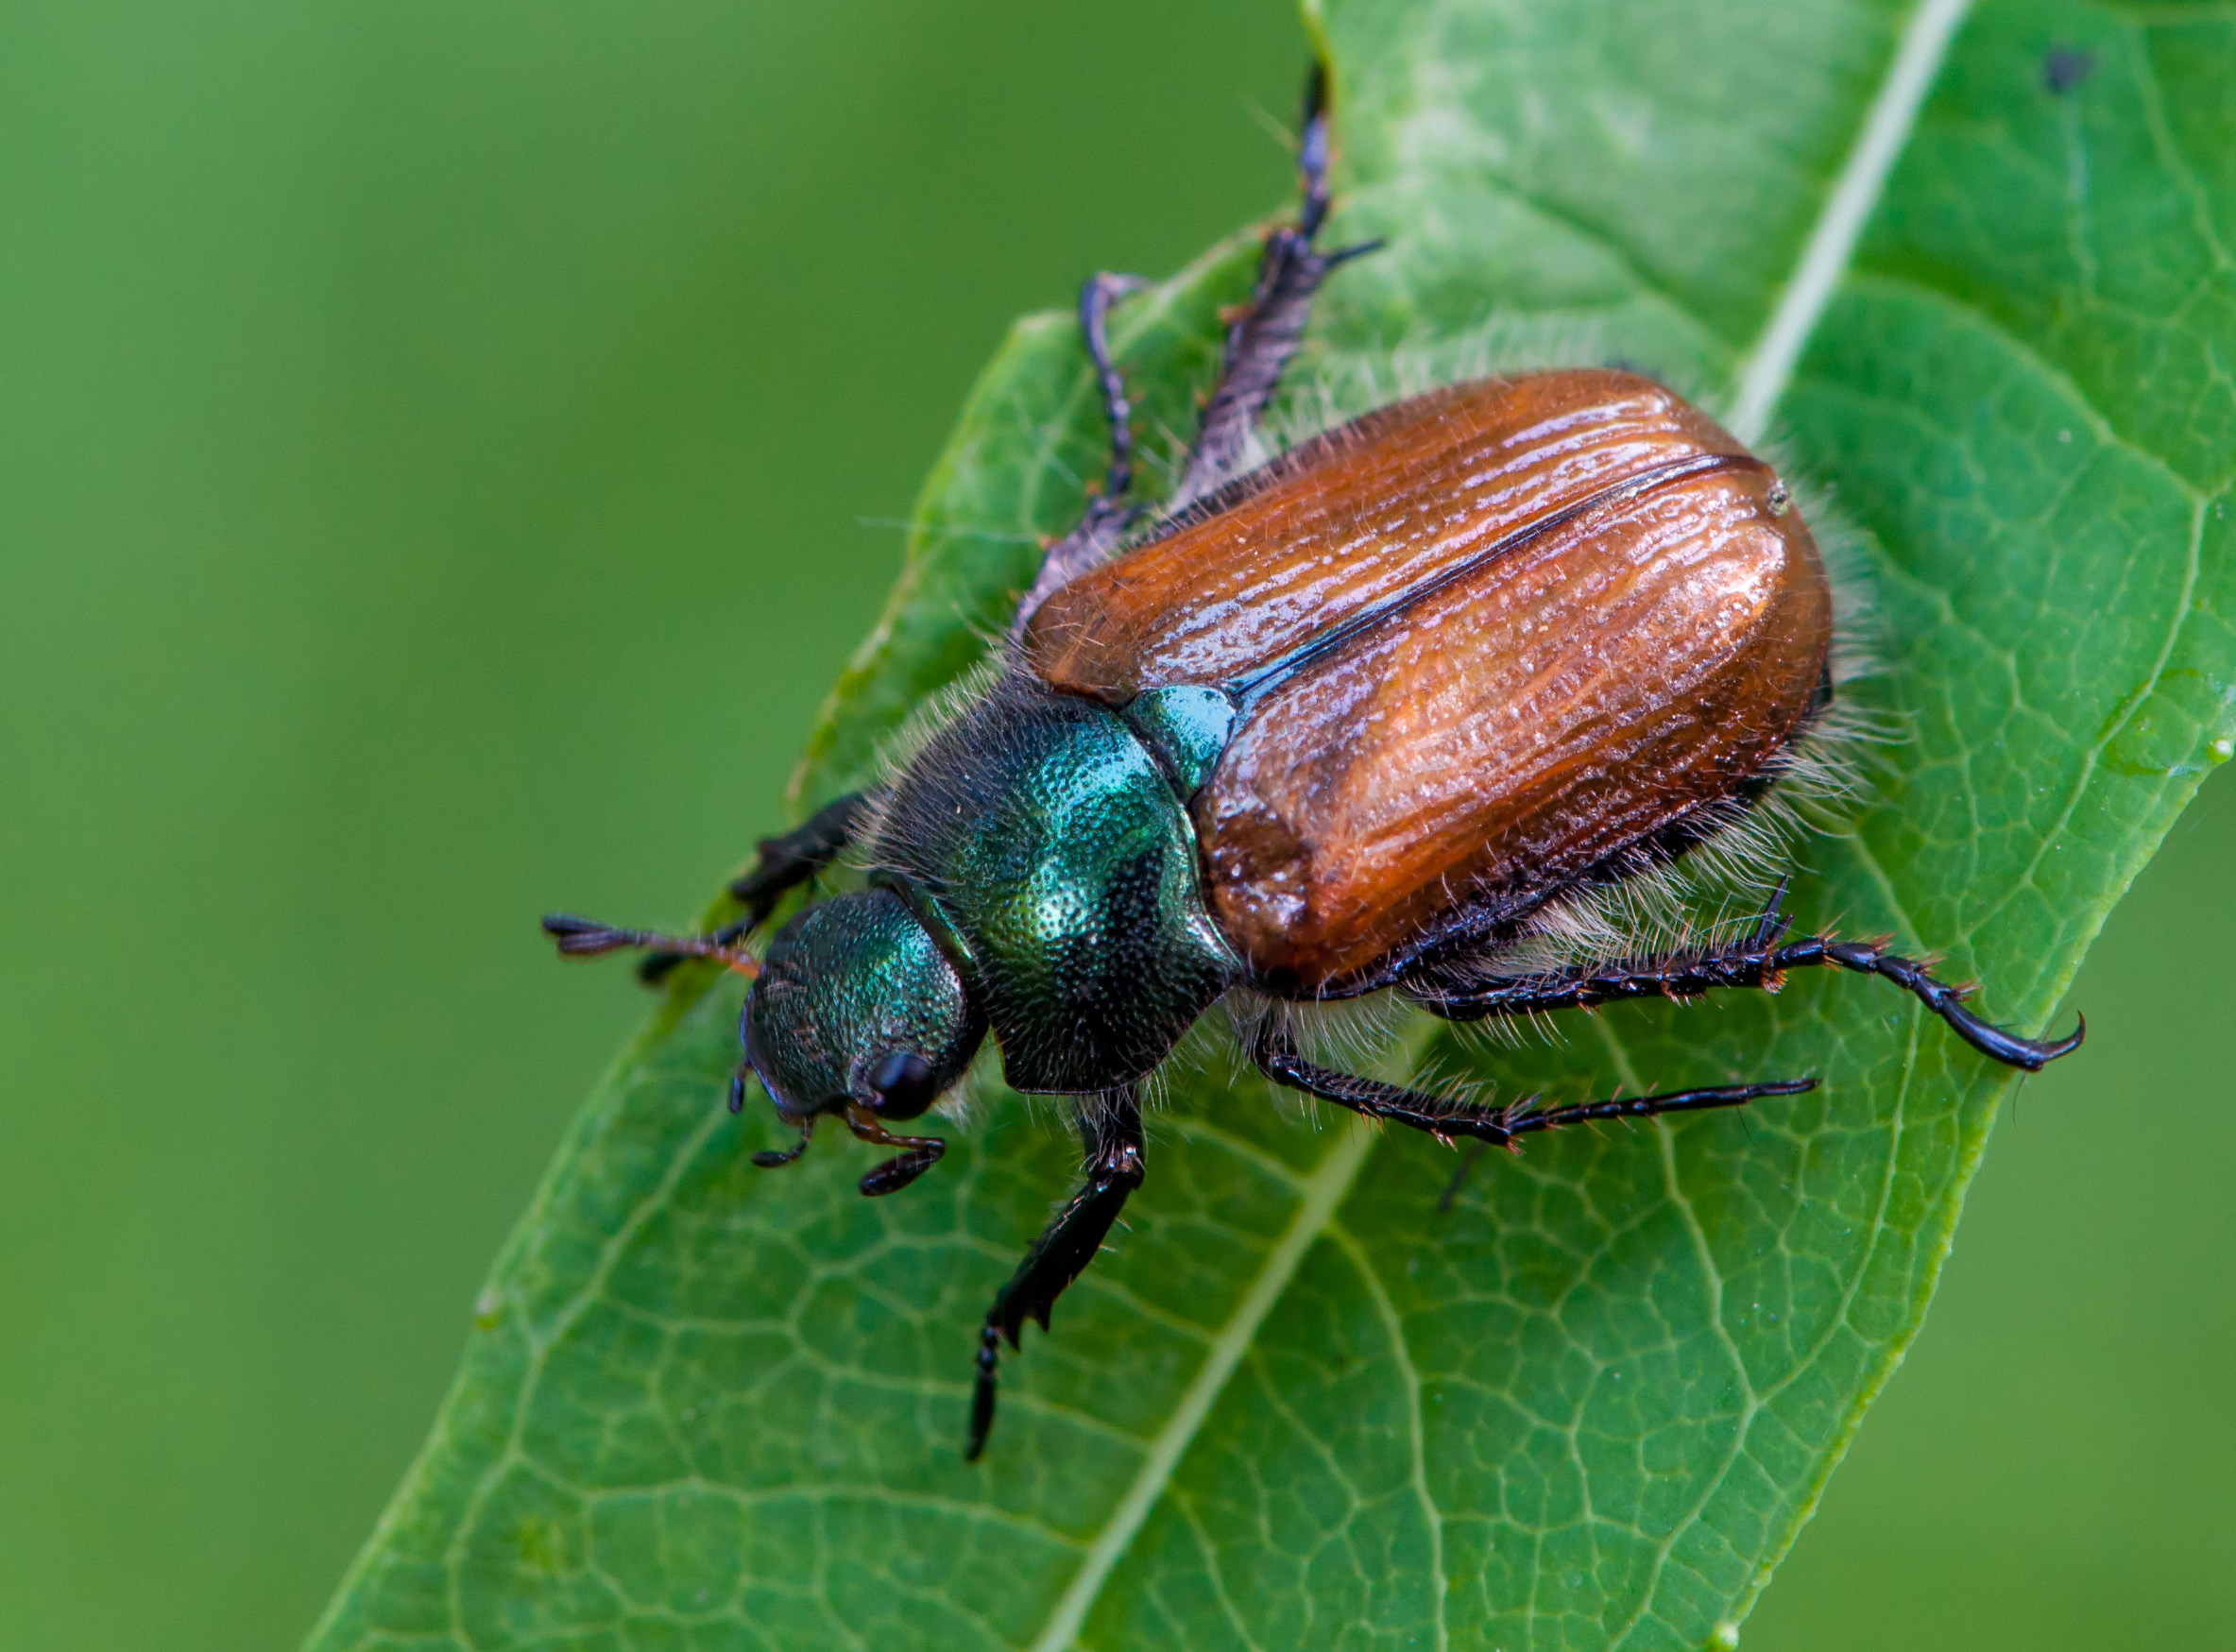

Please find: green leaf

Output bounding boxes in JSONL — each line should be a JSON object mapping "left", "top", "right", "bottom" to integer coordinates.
{"left": 310, "top": 1, "right": 2236, "bottom": 1647}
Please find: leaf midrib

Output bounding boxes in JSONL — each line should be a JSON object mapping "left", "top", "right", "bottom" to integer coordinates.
{"left": 1727, "top": 0, "right": 1977, "bottom": 441}
{"left": 1025, "top": 1116, "right": 1378, "bottom": 1652}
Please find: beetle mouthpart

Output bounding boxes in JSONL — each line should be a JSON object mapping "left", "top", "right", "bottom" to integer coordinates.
{"left": 841, "top": 1104, "right": 949, "bottom": 1198}
{"left": 859, "top": 1142, "right": 946, "bottom": 1198}
{"left": 751, "top": 1121, "right": 813, "bottom": 1170}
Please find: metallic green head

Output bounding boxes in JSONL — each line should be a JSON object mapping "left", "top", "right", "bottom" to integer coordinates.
{"left": 742, "top": 888, "right": 985, "bottom": 1123}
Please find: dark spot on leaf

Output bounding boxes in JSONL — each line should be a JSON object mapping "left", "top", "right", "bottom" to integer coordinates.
{"left": 2043, "top": 44, "right": 2095, "bottom": 96}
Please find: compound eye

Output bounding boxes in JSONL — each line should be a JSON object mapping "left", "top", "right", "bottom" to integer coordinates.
{"left": 865, "top": 1050, "right": 940, "bottom": 1119}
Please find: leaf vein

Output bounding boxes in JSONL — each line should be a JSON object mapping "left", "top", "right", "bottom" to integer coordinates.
{"left": 1592, "top": 1016, "right": 1761, "bottom": 1652}
{"left": 440, "top": 1098, "right": 734, "bottom": 1648}
{"left": 1328, "top": 1222, "right": 1451, "bottom": 1652}
{"left": 1835, "top": 270, "right": 2207, "bottom": 499}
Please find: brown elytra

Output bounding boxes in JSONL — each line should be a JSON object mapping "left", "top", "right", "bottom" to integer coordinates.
{"left": 1024, "top": 369, "right": 1834, "bottom": 991}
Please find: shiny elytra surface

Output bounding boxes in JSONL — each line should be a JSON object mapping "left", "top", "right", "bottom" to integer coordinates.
{"left": 1026, "top": 370, "right": 1834, "bottom": 989}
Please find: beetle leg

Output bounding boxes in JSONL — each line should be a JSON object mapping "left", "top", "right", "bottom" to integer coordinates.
{"left": 1251, "top": 1024, "right": 1812, "bottom": 1153}
{"left": 1783, "top": 937, "right": 2085, "bottom": 1069}
{"left": 1408, "top": 911, "right": 2086, "bottom": 1072}
{"left": 724, "top": 792, "right": 874, "bottom": 934}
{"left": 1011, "top": 66, "right": 1375, "bottom": 629}
{"left": 1012, "top": 272, "right": 1148, "bottom": 630}
{"left": 1172, "top": 63, "right": 1380, "bottom": 505}
{"left": 632, "top": 790, "right": 873, "bottom": 984}
{"left": 967, "top": 1087, "right": 1146, "bottom": 1461}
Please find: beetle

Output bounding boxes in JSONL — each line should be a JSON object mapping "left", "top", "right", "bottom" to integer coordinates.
{"left": 544, "top": 70, "right": 2082, "bottom": 1461}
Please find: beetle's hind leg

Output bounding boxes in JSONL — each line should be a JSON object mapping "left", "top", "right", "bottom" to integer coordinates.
{"left": 1250, "top": 1024, "right": 1813, "bottom": 1156}
{"left": 1408, "top": 883, "right": 2085, "bottom": 1072}
{"left": 1012, "top": 64, "right": 1376, "bottom": 634}
{"left": 623, "top": 790, "right": 871, "bottom": 984}
{"left": 1013, "top": 272, "right": 1148, "bottom": 629}
{"left": 966, "top": 1087, "right": 1146, "bottom": 1461}
{"left": 1172, "top": 63, "right": 1379, "bottom": 504}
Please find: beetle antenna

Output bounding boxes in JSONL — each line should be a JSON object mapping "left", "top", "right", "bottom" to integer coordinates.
{"left": 540, "top": 913, "right": 760, "bottom": 979}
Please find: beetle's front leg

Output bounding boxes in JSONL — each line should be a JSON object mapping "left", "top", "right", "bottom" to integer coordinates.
{"left": 967, "top": 1087, "right": 1146, "bottom": 1461}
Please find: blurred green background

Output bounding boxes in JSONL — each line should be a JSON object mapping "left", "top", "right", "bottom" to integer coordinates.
{"left": 1, "top": 3, "right": 2227, "bottom": 1648}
